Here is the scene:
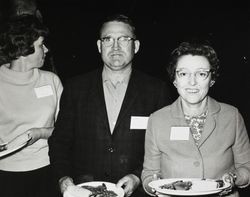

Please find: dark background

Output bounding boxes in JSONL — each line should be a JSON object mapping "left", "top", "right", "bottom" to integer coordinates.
{"left": 0, "top": 1, "right": 249, "bottom": 130}
{"left": 0, "top": 0, "right": 250, "bottom": 195}
{"left": 0, "top": 1, "right": 250, "bottom": 129}
{"left": 40, "top": 2, "right": 250, "bottom": 196}
{"left": 38, "top": 0, "right": 250, "bottom": 129}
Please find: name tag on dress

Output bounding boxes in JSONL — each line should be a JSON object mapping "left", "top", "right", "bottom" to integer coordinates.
{"left": 130, "top": 116, "right": 149, "bottom": 130}
{"left": 34, "top": 85, "right": 53, "bottom": 98}
{"left": 170, "top": 127, "right": 190, "bottom": 140}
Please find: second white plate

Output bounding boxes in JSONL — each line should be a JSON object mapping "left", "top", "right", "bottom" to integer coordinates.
{"left": 0, "top": 141, "right": 27, "bottom": 157}
{"left": 0, "top": 134, "right": 30, "bottom": 157}
{"left": 148, "top": 178, "right": 231, "bottom": 196}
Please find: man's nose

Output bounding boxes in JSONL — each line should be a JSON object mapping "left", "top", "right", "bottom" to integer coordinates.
{"left": 112, "top": 39, "right": 120, "bottom": 49}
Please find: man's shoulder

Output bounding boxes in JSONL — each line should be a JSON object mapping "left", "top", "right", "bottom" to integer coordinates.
{"left": 66, "top": 68, "right": 101, "bottom": 85}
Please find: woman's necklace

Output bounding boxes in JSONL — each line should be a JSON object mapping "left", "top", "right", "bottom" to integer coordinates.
{"left": 184, "top": 110, "right": 208, "bottom": 143}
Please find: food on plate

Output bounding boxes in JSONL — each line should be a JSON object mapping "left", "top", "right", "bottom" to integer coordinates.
{"left": 215, "top": 180, "right": 224, "bottom": 188}
{"left": 159, "top": 180, "right": 193, "bottom": 190}
{"left": 81, "top": 183, "right": 118, "bottom": 197}
{"left": 0, "top": 142, "right": 8, "bottom": 152}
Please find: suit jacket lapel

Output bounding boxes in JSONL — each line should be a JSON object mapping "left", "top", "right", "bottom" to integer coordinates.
{"left": 172, "top": 97, "right": 220, "bottom": 148}
{"left": 198, "top": 115, "right": 216, "bottom": 147}
{"left": 89, "top": 69, "right": 111, "bottom": 134}
{"left": 113, "top": 70, "right": 139, "bottom": 132}
{"left": 171, "top": 98, "right": 199, "bottom": 149}
{"left": 198, "top": 97, "right": 220, "bottom": 147}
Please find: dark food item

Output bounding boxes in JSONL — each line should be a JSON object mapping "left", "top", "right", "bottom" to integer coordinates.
{"left": 160, "top": 180, "right": 193, "bottom": 190}
{"left": 215, "top": 180, "right": 225, "bottom": 188}
{"left": 0, "top": 144, "right": 7, "bottom": 152}
{"left": 81, "top": 183, "right": 118, "bottom": 197}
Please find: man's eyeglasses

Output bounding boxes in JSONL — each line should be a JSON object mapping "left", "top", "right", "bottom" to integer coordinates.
{"left": 100, "top": 36, "right": 135, "bottom": 47}
{"left": 176, "top": 69, "right": 211, "bottom": 81}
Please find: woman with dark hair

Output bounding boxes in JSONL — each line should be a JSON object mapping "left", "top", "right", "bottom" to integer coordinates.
{"left": 0, "top": 15, "right": 63, "bottom": 197}
{"left": 141, "top": 41, "right": 250, "bottom": 197}
{"left": 5, "top": 0, "right": 58, "bottom": 74}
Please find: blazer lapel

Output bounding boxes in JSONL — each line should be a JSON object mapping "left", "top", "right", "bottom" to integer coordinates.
{"left": 89, "top": 69, "right": 111, "bottom": 134}
{"left": 171, "top": 98, "right": 200, "bottom": 149}
{"left": 198, "top": 115, "right": 216, "bottom": 147}
{"left": 113, "top": 70, "right": 139, "bottom": 132}
{"left": 198, "top": 97, "right": 220, "bottom": 147}
{"left": 172, "top": 97, "right": 219, "bottom": 148}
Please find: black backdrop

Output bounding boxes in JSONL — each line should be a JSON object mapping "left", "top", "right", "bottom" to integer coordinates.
{"left": 36, "top": 0, "right": 250, "bottom": 130}
{"left": 0, "top": 0, "right": 249, "bottom": 131}
{"left": 0, "top": 0, "right": 250, "bottom": 195}
{"left": 0, "top": 0, "right": 250, "bottom": 132}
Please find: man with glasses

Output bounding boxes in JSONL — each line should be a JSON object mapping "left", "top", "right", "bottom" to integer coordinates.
{"left": 49, "top": 14, "right": 172, "bottom": 197}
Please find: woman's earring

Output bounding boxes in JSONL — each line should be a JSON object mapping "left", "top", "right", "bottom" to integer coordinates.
{"left": 210, "top": 80, "right": 215, "bottom": 87}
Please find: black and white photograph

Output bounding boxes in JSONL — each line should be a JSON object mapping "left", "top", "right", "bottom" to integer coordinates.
{"left": 0, "top": 0, "right": 250, "bottom": 197}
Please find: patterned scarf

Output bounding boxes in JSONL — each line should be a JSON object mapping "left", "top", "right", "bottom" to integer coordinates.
{"left": 184, "top": 110, "right": 208, "bottom": 145}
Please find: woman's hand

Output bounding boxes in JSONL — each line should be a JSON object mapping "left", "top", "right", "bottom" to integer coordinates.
{"left": 218, "top": 172, "right": 237, "bottom": 196}
{"left": 25, "top": 127, "right": 54, "bottom": 145}
{"left": 143, "top": 173, "right": 161, "bottom": 196}
{"left": 222, "top": 172, "right": 237, "bottom": 187}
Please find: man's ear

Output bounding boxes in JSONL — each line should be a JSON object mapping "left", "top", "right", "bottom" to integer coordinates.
{"left": 173, "top": 80, "right": 177, "bottom": 88}
{"left": 134, "top": 40, "right": 140, "bottom": 54}
{"left": 97, "top": 40, "right": 101, "bottom": 53}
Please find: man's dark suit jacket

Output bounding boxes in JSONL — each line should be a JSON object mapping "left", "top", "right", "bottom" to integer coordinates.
{"left": 49, "top": 68, "right": 172, "bottom": 195}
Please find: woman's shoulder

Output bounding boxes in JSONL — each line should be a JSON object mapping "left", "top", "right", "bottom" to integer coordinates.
{"left": 39, "top": 69, "right": 58, "bottom": 77}
{"left": 38, "top": 69, "right": 62, "bottom": 84}
{"left": 150, "top": 104, "right": 172, "bottom": 119}
{"left": 209, "top": 97, "right": 239, "bottom": 114}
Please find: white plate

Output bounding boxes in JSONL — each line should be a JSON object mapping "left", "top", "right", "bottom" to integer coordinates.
{"left": 148, "top": 178, "right": 231, "bottom": 196}
{"left": 0, "top": 136, "right": 30, "bottom": 157}
{"left": 0, "top": 142, "right": 27, "bottom": 157}
{"left": 77, "top": 181, "right": 125, "bottom": 197}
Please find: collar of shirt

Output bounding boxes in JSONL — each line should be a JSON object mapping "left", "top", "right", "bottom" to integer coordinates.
{"left": 102, "top": 66, "right": 132, "bottom": 87}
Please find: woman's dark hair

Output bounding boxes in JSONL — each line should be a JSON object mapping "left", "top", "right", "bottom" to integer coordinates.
{"left": 167, "top": 41, "right": 220, "bottom": 82}
{"left": 0, "top": 14, "right": 48, "bottom": 63}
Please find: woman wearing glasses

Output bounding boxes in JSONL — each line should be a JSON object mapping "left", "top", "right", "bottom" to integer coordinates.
{"left": 141, "top": 42, "right": 250, "bottom": 196}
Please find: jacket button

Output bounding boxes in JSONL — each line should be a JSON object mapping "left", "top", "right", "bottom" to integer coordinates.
{"left": 193, "top": 161, "right": 200, "bottom": 167}
{"left": 108, "top": 147, "right": 114, "bottom": 152}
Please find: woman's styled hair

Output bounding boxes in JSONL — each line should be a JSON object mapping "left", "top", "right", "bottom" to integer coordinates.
{"left": 0, "top": 14, "right": 48, "bottom": 63}
{"left": 167, "top": 41, "right": 220, "bottom": 82}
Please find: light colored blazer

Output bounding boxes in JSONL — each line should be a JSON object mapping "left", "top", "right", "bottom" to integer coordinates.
{"left": 142, "top": 96, "right": 250, "bottom": 197}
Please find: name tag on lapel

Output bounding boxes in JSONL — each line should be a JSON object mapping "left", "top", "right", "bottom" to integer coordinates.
{"left": 170, "top": 127, "right": 190, "bottom": 140}
{"left": 130, "top": 116, "right": 149, "bottom": 130}
{"left": 34, "top": 85, "right": 53, "bottom": 98}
